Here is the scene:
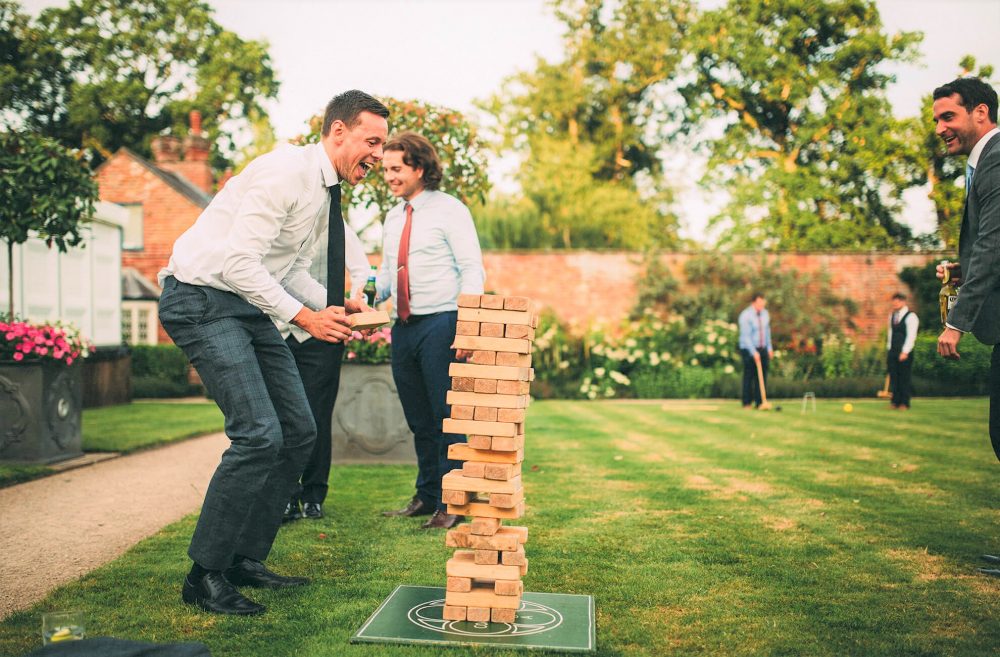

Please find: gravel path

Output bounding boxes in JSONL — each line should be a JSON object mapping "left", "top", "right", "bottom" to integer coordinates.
{"left": 0, "top": 433, "right": 229, "bottom": 620}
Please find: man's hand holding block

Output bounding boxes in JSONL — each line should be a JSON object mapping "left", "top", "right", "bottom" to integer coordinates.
{"left": 349, "top": 309, "right": 390, "bottom": 331}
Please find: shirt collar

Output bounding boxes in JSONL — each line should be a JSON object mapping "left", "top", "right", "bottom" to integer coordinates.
{"left": 895, "top": 305, "right": 909, "bottom": 316}
{"left": 969, "top": 127, "right": 1000, "bottom": 169}
{"left": 313, "top": 142, "right": 340, "bottom": 188}
{"left": 406, "top": 189, "right": 434, "bottom": 211}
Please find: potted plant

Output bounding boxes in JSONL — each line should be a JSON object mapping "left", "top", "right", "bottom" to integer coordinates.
{"left": 0, "top": 318, "right": 94, "bottom": 463}
{"left": 332, "top": 326, "right": 415, "bottom": 464}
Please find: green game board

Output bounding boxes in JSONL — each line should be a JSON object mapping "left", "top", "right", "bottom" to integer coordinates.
{"left": 351, "top": 585, "right": 595, "bottom": 652}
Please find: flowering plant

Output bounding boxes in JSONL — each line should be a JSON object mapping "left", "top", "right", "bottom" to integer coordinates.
{"left": 344, "top": 326, "right": 392, "bottom": 364}
{"left": 0, "top": 318, "right": 94, "bottom": 366}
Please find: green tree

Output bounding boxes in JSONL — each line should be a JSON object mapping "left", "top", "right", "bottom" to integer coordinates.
{"left": 680, "top": 0, "right": 923, "bottom": 250}
{"left": 297, "top": 96, "right": 491, "bottom": 232}
{"left": 3, "top": 0, "right": 278, "bottom": 170}
{"left": 911, "top": 56, "right": 995, "bottom": 250}
{"left": 0, "top": 131, "right": 98, "bottom": 317}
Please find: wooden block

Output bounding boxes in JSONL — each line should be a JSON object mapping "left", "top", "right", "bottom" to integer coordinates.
{"left": 496, "top": 380, "right": 531, "bottom": 395}
{"left": 489, "top": 486, "right": 525, "bottom": 509}
{"left": 452, "top": 377, "right": 475, "bottom": 392}
{"left": 531, "top": 313, "right": 539, "bottom": 328}
{"left": 462, "top": 461, "right": 486, "bottom": 478}
{"left": 447, "top": 576, "right": 473, "bottom": 592}
{"left": 457, "top": 307, "right": 534, "bottom": 326}
{"left": 457, "top": 294, "right": 481, "bottom": 308}
{"left": 442, "top": 419, "right": 518, "bottom": 437}
{"left": 448, "top": 500, "right": 525, "bottom": 520}
{"left": 480, "top": 295, "right": 505, "bottom": 309}
{"left": 503, "top": 296, "right": 531, "bottom": 311}
{"left": 451, "top": 405, "right": 474, "bottom": 420}
{"left": 473, "top": 379, "right": 498, "bottom": 394}
{"left": 456, "top": 321, "right": 480, "bottom": 336}
{"left": 496, "top": 352, "right": 532, "bottom": 367}
{"left": 445, "top": 524, "right": 471, "bottom": 548}
{"left": 452, "top": 335, "right": 531, "bottom": 354}
{"left": 450, "top": 363, "right": 532, "bottom": 382}
{"left": 466, "top": 526, "right": 526, "bottom": 551}
{"left": 448, "top": 551, "right": 522, "bottom": 580}
{"left": 495, "top": 580, "right": 524, "bottom": 596}
{"left": 470, "top": 516, "right": 501, "bottom": 536}
{"left": 349, "top": 310, "right": 390, "bottom": 330}
{"left": 473, "top": 549, "right": 499, "bottom": 565}
{"left": 445, "top": 584, "right": 521, "bottom": 609}
{"left": 468, "top": 350, "right": 496, "bottom": 365}
{"left": 447, "top": 391, "right": 529, "bottom": 409}
{"left": 467, "top": 607, "right": 491, "bottom": 622}
{"left": 448, "top": 443, "right": 523, "bottom": 464}
{"left": 442, "top": 489, "right": 471, "bottom": 506}
{"left": 480, "top": 322, "right": 505, "bottom": 337}
{"left": 442, "top": 471, "right": 522, "bottom": 495}
{"left": 491, "top": 607, "right": 517, "bottom": 623}
{"left": 490, "top": 434, "right": 525, "bottom": 452}
{"left": 485, "top": 462, "right": 521, "bottom": 480}
{"left": 473, "top": 406, "right": 498, "bottom": 422}
{"left": 501, "top": 545, "right": 526, "bottom": 566}
{"left": 442, "top": 605, "right": 467, "bottom": 621}
{"left": 496, "top": 408, "right": 526, "bottom": 423}
{"left": 504, "top": 324, "right": 535, "bottom": 340}
{"left": 467, "top": 434, "right": 492, "bottom": 449}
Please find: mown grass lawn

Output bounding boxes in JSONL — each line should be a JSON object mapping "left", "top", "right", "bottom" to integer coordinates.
{"left": 0, "top": 401, "right": 223, "bottom": 488}
{"left": 0, "top": 398, "right": 997, "bottom": 656}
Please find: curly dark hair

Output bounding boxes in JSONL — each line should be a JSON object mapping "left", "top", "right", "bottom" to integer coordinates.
{"left": 321, "top": 90, "right": 390, "bottom": 136}
{"left": 384, "top": 132, "right": 443, "bottom": 191}
{"left": 933, "top": 77, "right": 998, "bottom": 124}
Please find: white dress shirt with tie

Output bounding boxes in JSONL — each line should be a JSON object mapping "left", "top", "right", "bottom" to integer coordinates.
{"left": 376, "top": 190, "right": 485, "bottom": 316}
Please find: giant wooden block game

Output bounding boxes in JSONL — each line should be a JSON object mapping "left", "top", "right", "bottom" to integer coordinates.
{"left": 441, "top": 293, "right": 538, "bottom": 624}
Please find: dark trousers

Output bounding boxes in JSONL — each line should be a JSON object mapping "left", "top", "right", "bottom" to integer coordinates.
{"left": 887, "top": 350, "right": 914, "bottom": 407}
{"left": 741, "top": 348, "right": 769, "bottom": 406}
{"left": 391, "top": 312, "right": 464, "bottom": 512}
{"left": 991, "top": 345, "right": 1000, "bottom": 461}
{"left": 158, "top": 277, "right": 316, "bottom": 571}
{"left": 286, "top": 336, "right": 345, "bottom": 505}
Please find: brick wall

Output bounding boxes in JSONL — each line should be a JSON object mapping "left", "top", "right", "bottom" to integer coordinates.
{"left": 96, "top": 151, "right": 205, "bottom": 344}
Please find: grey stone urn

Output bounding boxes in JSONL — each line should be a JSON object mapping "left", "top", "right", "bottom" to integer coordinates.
{"left": 0, "top": 361, "right": 84, "bottom": 464}
{"left": 331, "top": 363, "right": 415, "bottom": 464}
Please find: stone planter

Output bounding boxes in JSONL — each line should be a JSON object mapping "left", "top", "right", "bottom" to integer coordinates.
{"left": 0, "top": 361, "right": 83, "bottom": 464}
{"left": 331, "top": 363, "right": 415, "bottom": 464}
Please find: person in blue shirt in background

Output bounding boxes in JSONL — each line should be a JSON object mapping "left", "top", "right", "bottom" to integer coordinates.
{"left": 738, "top": 292, "right": 774, "bottom": 409}
{"left": 375, "top": 132, "right": 485, "bottom": 530}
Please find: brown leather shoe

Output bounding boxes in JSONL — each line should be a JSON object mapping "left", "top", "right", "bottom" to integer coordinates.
{"left": 382, "top": 495, "right": 434, "bottom": 517}
{"left": 421, "top": 510, "right": 463, "bottom": 529}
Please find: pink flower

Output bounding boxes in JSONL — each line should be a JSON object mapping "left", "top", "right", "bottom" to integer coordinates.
{"left": 347, "top": 351, "right": 357, "bottom": 360}
{"left": 12, "top": 352, "right": 23, "bottom": 361}
{"left": 65, "top": 357, "right": 73, "bottom": 365}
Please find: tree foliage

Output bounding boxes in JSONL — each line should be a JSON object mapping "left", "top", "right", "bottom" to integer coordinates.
{"left": 679, "top": 0, "right": 924, "bottom": 250}
{"left": 298, "top": 96, "right": 491, "bottom": 230}
{"left": 1, "top": 0, "right": 278, "bottom": 170}
{"left": 0, "top": 131, "right": 98, "bottom": 317}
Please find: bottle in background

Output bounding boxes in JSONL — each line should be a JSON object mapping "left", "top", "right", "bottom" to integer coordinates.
{"left": 362, "top": 265, "right": 377, "bottom": 307}
{"left": 939, "top": 260, "right": 958, "bottom": 325}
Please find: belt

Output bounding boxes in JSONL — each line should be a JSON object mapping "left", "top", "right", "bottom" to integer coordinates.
{"left": 396, "top": 312, "right": 446, "bottom": 326}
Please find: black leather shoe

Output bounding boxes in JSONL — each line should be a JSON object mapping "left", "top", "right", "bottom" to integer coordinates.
{"left": 302, "top": 502, "right": 323, "bottom": 519}
{"left": 283, "top": 501, "right": 303, "bottom": 523}
{"left": 421, "top": 510, "right": 464, "bottom": 529}
{"left": 224, "top": 558, "right": 310, "bottom": 589}
{"left": 182, "top": 571, "right": 265, "bottom": 615}
{"left": 382, "top": 495, "right": 433, "bottom": 517}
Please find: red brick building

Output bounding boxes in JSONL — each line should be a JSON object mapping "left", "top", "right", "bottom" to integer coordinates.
{"left": 95, "top": 112, "right": 214, "bottom": 344}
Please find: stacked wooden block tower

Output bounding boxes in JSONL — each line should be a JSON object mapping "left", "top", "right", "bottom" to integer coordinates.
{"left": 440, "top": 293, "right": 537, "bottom": 624}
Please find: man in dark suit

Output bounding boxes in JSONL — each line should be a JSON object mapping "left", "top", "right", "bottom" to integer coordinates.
{"left": 932, "top": 76, "right": 1000, "bottom": 578}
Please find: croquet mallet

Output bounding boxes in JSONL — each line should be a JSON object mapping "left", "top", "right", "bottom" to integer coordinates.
{"left": 755, "top": 356, "right": 773, "bottom": 411}
{"left": 876, "top": 374, "right": 891, "bottom": 399}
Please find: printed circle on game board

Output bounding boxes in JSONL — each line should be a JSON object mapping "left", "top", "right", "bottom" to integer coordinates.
{"left": 408, "top": 598, "right": 563, "bottom": 637}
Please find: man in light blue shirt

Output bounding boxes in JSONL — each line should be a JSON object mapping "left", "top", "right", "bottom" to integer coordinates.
{"left": 376, "top": 132, "right": 485, "bottom": 529}
{"left": 738, "top": 292, "right": 773, "bottom": 409}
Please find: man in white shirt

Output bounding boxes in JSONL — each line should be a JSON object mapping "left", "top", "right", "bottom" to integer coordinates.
{"left": 376, "top": 132, "right": 485, "bottom": 530}
{"left": 931, "top": 77, "right": 1000, "bottom": 578}
{"left": 886, "top": 292, "right": 918, "bottom": 410}
{"left": 737, "top": 293, "right": 773, "bottom": 409}
{"left": 158, "top": 90, "right": 389, "bottom": 615}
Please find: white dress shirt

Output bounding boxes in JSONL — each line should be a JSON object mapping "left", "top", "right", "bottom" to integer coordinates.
{"left": 886, "top": 305, "right": 919, "bottom": 354}
{"left": 159, "top": 142, "right": 343, "bottom": 323}
{"left": 376, "top": 190, "right": 485, "bottom": 317}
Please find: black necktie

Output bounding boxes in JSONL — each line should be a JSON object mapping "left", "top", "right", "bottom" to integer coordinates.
{"left": 326, "top": 185, "right": 345, "bottom": 308}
